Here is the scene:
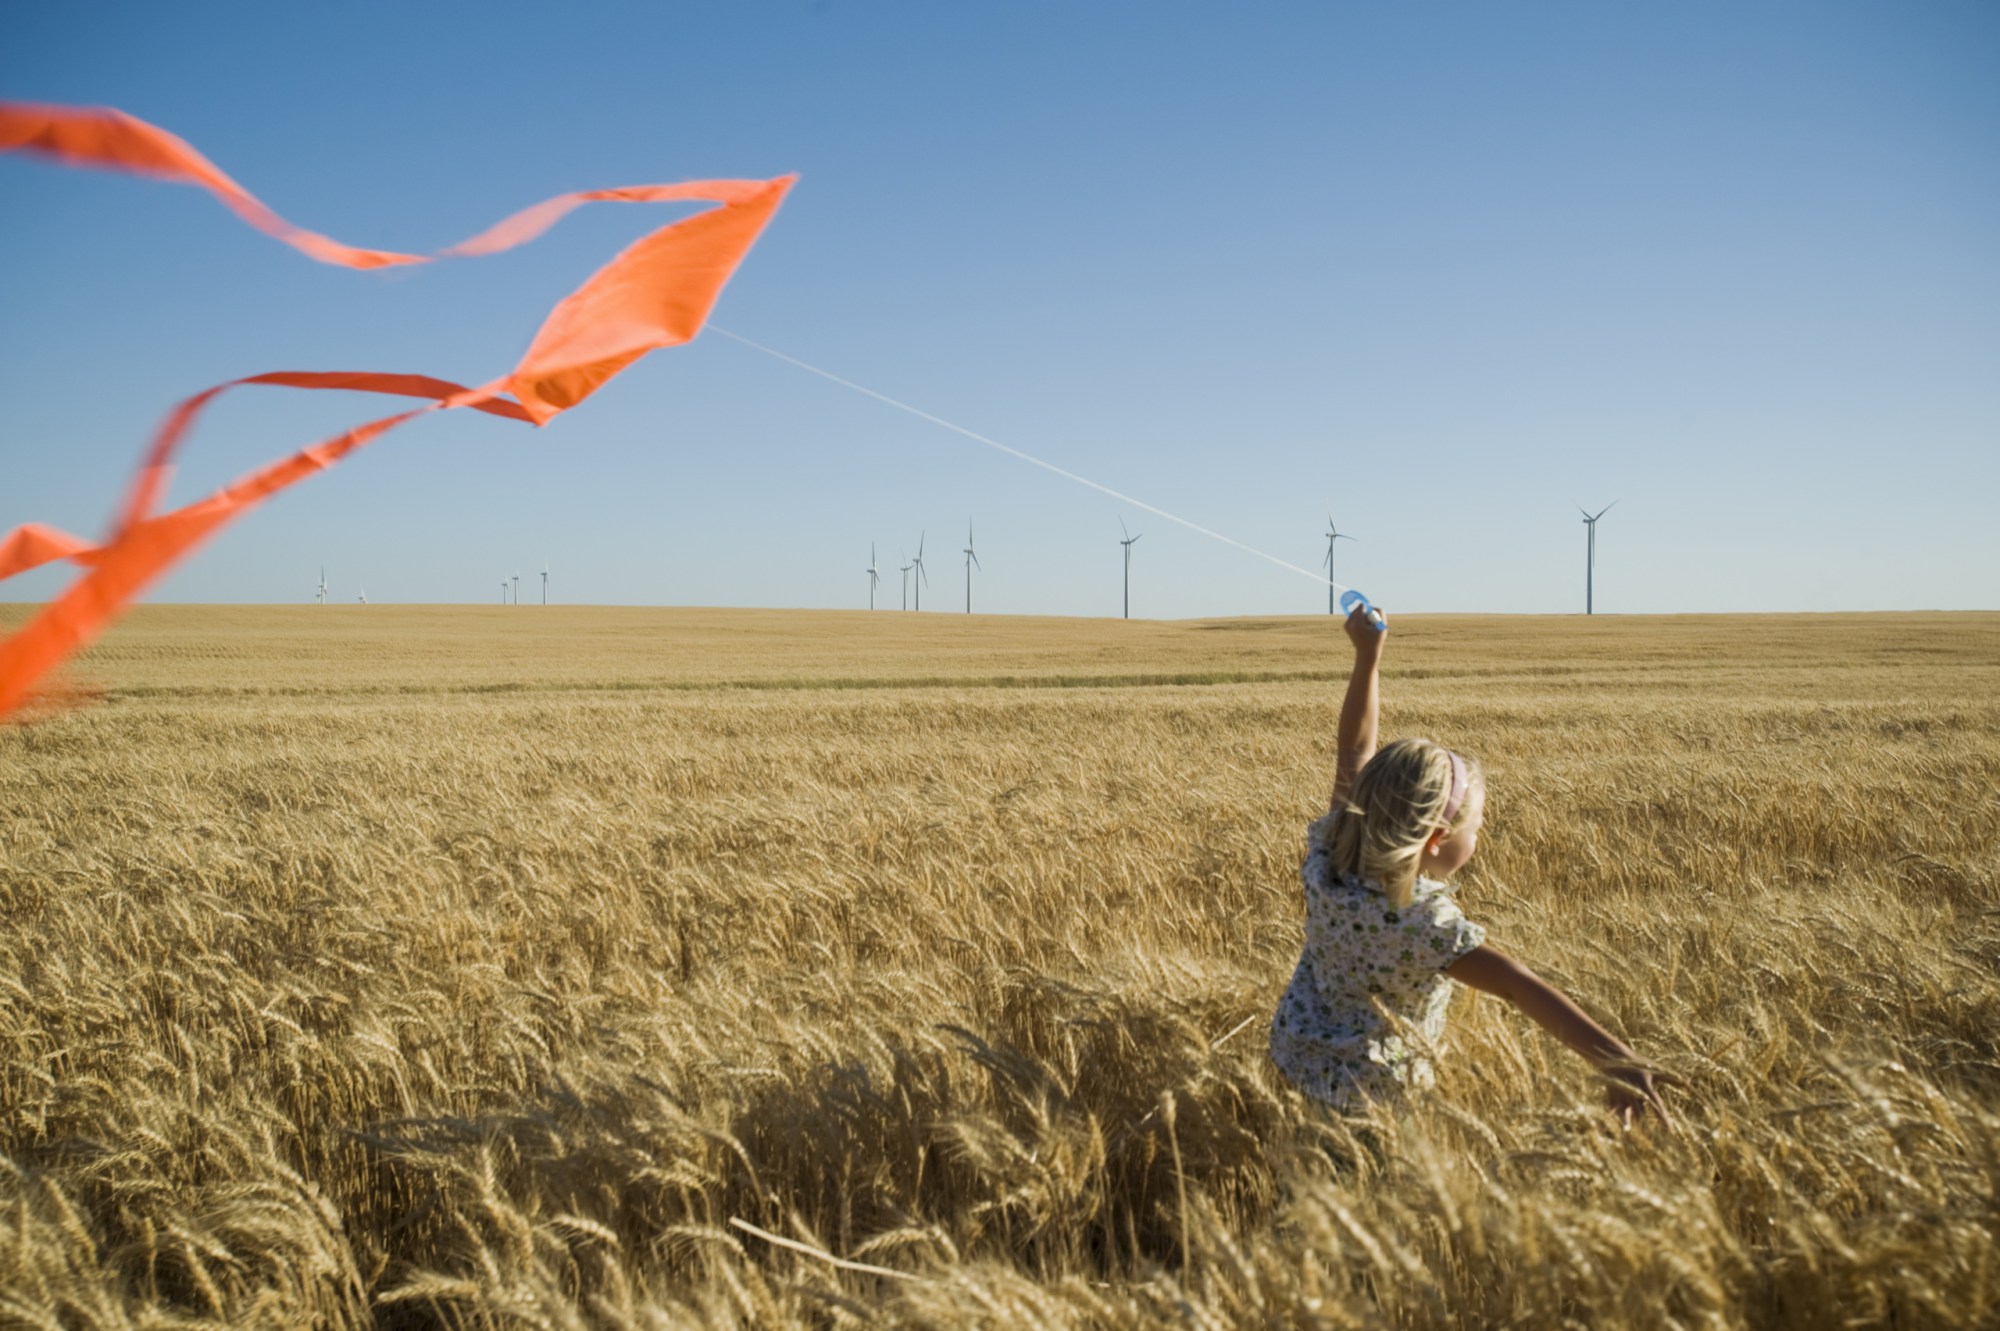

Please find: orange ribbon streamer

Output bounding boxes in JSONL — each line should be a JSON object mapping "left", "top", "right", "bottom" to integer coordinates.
{"left": 0, "top": 524, "right": 96, "bottom": 581}
{"left": 0, "top": 102, "right": 785, "bottom": 271}
{"left": 0, "top": 101, "right": 793, "bottom": 717}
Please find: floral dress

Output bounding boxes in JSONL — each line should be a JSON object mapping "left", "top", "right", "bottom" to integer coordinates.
{"left": 1270, "top": 841, "right": 1487, "bottom": 1110}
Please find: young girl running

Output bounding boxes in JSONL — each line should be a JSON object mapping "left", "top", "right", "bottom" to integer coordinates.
{"left": 1270, "top": 606, "right": 1674, "bottom": 1127}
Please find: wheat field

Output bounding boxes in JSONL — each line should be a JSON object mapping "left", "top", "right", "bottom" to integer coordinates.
{"left": 1, "top": 605, "right": 1995, "bottom": 1329}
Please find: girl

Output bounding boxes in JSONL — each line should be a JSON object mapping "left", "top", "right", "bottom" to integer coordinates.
{"left": 1270, "top": 606, "right": 1674, "bottom": 1127}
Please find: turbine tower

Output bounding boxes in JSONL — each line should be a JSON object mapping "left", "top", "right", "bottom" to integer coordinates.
{"left": 1323, "top": 515, "right": 1356, "bottom": 615}
{"left": 911, "top": 532, "right": 929, "bottom": 611}
{"left": 541, "top": 561, "right": 549, "bottom": 606}
{"left": 1119, "top": 518, "right": 1142, "bottom": 620}
{"left": 512, "top": 571, "right": 521, "bottom": 606}
{"left": 866, "top": 543, "right": 881, "bottom": 610}
{"left": 316, "top": 567, "right": 327, "bottom": 605}
{"left": 500, "top": 578, "right": 509, "bottom": 605}
{"left": 962, "top": 523, "right": 980, "bottom": 613}
{"left": 898, "top": 551, "right": 912, "bottom": 611}
{"left": 356, "top": 583, "right": 367, "bottom": 605}
{"left": 1579, "top": 501, "right": 1617, "bottom": 615}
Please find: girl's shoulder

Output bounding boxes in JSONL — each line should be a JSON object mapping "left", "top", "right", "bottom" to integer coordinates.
{"left": 1412, "top": 874, "right": 1456, "bottom": 901}
{"left": 1302, "top": 856, "right": 1395, "bottom": 919}
{"left": 1411, "top": 875, "right": 1479, "bottom": 924}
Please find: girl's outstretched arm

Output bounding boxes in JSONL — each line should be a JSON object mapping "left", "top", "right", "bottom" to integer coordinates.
{"left": 1446, "top": 944, "right": 1677, "bottom": 1130}
{"left": 1330, "top": 605, "right": 1385, "bottom": 807}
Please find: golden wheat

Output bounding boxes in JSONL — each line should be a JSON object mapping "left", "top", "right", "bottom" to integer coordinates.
{"left": 1, "top": 606, "right": 1995, "bottom": 1328}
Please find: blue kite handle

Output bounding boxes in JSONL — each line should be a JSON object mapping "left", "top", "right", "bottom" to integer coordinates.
{"left": 1339, "top": 588, "right": 1387, "bottom": 631}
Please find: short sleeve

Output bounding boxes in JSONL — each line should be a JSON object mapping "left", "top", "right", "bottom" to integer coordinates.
{"left": 1421, "top": 889, "right": 1486, "bottom": 968}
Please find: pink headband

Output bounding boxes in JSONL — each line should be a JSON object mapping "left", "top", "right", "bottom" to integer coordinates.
{"left": 1441, "top": 750, "right": 1468, "bottom": 828}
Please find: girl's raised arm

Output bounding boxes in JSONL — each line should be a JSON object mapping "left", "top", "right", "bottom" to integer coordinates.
{"left": 1329, "top": 605, "right": 1385, "bottom": 808}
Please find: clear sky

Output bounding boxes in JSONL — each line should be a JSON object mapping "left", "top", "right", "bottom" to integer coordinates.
{"left": 3, "top": 1, "right": 1995, "bottom": 616}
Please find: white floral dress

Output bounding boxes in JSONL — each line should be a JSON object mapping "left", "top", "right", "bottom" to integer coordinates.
{"left": 1270, "top": 842, "right": 1487, "bottom": 1110}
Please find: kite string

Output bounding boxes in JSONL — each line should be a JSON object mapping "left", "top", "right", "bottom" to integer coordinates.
{"left": 709, "top": 328, "right": 1347, "bottom": 594}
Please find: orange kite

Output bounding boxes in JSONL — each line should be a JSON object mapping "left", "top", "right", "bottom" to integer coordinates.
{"left": 0, "top": 102, "right": 794, "bottom": 717}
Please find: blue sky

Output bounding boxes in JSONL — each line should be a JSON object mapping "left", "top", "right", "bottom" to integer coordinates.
{"left": 3, "top": 1, "right": 1995, "bottom": 616}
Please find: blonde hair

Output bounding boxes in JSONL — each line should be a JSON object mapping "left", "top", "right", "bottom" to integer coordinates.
{"left": 1308, "top": 737, "right": 1482, "bottom": 910}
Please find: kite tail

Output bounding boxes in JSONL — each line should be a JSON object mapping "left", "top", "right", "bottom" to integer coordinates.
{"left": 0, "top": 101, "right": 793, "bottom": 718}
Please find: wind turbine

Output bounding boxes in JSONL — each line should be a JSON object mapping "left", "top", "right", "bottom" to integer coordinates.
{"left": 356, "top": 583, "right": 367, "bottom": 605}
{"left": 512, "top": 571, "right": 520, "bottom": 606}
{"left": 1323, "top": 515, "right": 1356, "bottom": 615}
{"left": 500, "top": 578, "right": 509, "bottom": 605}
{"left": 1579, "top": 501, "right": 1617, "bottom": 615}
{"left": 1119, "top": 519, "right": 1142, "bottom": 620}
{"left": 898, "top": 551, "right": 912, "bottom": 611}
{"left": 962, "top": 523, "right": 980, "bottom": 613}
{"left": 316, "top": 567, "right": 327, "bottom": 605}
{"left": 541, "top": 561, "right": 549, "bottom": 606}
{"left": 866, "top": 543, "right": 881, "bottom": 610}
{"left": 910, "top": 533, "right": 929, "bottom": 611}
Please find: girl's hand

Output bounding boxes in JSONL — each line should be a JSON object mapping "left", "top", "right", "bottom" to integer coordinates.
{"left": 1605, "top": 1066, "right": 1679, "bottom": 1134}
{"left": 1343, "top": 602, "right": 1386, "bottom": 660}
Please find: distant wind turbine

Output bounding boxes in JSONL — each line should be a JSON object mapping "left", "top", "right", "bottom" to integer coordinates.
{"left": 316, "top": 567, "right": 327, "bottom": 605}
{"left": 898, "top": 551, "right": 912, "bottom": 611}
{"left": 962, "top": 523, "right": 980, "bottom": 613}
{"left": 500, "top": 578, "right": 509, "bottom": 605}
{"left": 1119, "top": 518, "right": 1142, "bottom": 620}
{"left": 512, "top": 572, "right": 520, "bottom": 606}
{"left": 356, "top": 583, "right": 367, "bottom": 605}
{"left": 1579, "top": 501, "right": 1617, "bottom": 615}
{"left": 541, "top": 561, "right": 549, "bottom": 606}
{"left": 911, "top": 532, "right": 929, "bottom": 611}
{"left": 866, "top": 543, "right": 881, "bottom": 610}
{"left": 1323, "top": 515, "right": 1356, "bottom": 615}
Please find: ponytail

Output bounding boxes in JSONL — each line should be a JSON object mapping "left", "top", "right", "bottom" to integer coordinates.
{"left": 1308, "top": 738, "right": 1478, "bottom": 909}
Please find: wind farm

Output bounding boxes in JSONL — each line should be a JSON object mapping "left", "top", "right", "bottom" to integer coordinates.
{"left": 385, "top": 503, "right": 1656, "bottom": 618}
